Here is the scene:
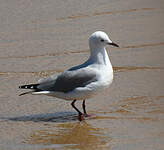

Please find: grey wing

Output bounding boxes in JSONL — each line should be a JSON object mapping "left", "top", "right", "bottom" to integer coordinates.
{"left": 38, "top": 69, "right": 98, "bottom": 93}
{"left": 38, "top": 74, "right": 58, "bottom": 84}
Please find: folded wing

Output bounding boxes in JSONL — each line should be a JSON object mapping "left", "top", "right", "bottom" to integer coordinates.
{"left": 38, "top": 68, "right": 98, "bottom": 93}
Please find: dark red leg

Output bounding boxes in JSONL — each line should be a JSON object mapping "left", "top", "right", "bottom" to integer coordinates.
{"left": 82, "top": 99, "right": 94, "bottom": 118}
{"left": 71, "top": 100, "right": 84, "bottom": 121}
{"left": 82, "top": 99, "right": 88, "bottom": 116}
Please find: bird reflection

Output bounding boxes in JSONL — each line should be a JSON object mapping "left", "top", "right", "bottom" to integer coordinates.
{"left": 29, "top": 121, "right": 111, "bottom": 150}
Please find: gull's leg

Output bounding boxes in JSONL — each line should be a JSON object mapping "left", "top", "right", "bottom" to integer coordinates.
{"left": 71, "top": 100, "right": 84, "bottom": 121}
{"left": 82, "top": 99, "right": 88, "bottom": 116}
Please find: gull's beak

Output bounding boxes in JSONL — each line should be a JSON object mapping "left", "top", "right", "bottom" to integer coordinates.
{"left": 108, "top": 42, "right": 119, "bottom": 47}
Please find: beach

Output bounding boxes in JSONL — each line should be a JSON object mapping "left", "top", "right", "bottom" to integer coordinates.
{"left": 0, "top": 0, "right": 164, "bottom": 149}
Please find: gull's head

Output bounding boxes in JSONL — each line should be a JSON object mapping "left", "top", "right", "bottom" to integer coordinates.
{"left": 89, "top": 31, "right": 119, "bottom": 49}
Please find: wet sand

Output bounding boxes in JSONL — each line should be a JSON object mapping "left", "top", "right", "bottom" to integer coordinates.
{"left": 0, "top": 0, "right": 164, "bottom": 149}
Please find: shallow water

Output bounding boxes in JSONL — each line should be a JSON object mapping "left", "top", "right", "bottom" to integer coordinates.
{"left": 0, "top": 0, "right": 164, "bottom": 150}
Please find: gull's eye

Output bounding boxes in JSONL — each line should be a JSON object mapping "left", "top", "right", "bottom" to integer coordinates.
{"left": 100, "top": 39, "right": 104, "bottom": 42}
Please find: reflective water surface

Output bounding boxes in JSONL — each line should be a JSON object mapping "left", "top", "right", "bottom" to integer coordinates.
{"left": 29, "top": 122, "right": 111, "bottom": 150}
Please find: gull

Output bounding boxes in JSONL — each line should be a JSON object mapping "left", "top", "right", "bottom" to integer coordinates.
{"left": 19, "top": 31, "right": 119, "bottom": 121}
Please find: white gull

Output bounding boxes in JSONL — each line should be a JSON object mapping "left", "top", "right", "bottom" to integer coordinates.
{"left": 19, "top": 31, "right": 119, "bottom": 121}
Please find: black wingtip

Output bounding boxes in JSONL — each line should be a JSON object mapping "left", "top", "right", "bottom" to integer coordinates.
{"left": 19, "top": 91, "right": 33, "bottom": 96}
{"left": 19, "top": 93, "right": 24, "bottom": 96}
{"left": 19, "top": 84, "right": 39, "bottom": 89}
{"left": 19, "top": 85, "right": 27, "bottom": 89}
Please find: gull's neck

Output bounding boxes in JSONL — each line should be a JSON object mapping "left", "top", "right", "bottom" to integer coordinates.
{"left": 68, "top": 46, "right": 113, "bottom": 72}
{"left": 88, "top": 46, "right": 112, "bottom": 67}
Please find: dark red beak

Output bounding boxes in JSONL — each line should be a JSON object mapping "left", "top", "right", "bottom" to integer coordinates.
{"left": 108, "top": 42, "right": 119, "bottom": 47}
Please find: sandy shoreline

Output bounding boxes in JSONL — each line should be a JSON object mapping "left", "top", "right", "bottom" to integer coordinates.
{"left": 0, "top": 0, "right": 164, "bottom": 149}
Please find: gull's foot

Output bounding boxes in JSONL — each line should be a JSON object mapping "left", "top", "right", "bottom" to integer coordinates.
{"left": 84, "top": 113, "right": 96, "bottom": 118}
{"left": 84, "top": 113, "right": 90, "bottom": 117}
{"left": 78, "top": 114, "right": 85, "bottom": 121}
{"left": 77, "top": 113, "right": 96, "bottom": 121}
